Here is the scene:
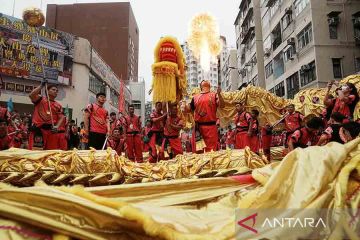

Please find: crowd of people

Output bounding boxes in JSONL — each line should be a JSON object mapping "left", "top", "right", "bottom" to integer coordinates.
{"left": 0, "top": 79, "right": 360, "bottom": 162}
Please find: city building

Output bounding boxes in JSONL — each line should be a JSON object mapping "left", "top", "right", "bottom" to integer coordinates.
{"left": 219, "top": 36, "right": 229, "bottom": 90}
{"left": 224, "top": 49, "right": 241, "bottom": 91}
{"left": 145, "top": 101, "right": 152, "bottom": 122}
{"left": 128, "top": 81, "right": 145, "bottom": 126}
{"left": 0, "top": 13, "right": 131, "bottom": 122}
{"left": 182, "top": 42, "right": 219, "bottom": 92}
{"left": 260, "top": 0, "right": 360, "bottom": 98}
{"left": 46, "top": 2, "right": 139, "bottom": 84}
{"left": 234, "top": 0, "right": 266, "bottom": 88}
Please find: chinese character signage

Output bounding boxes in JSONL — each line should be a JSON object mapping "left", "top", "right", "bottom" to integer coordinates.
{"left": 0, "top": 13, "right": 74, "bottom": 85}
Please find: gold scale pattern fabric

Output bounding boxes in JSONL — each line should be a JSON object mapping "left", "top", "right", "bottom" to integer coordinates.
{"left": 183, "top": 74, "right": 360, "bottom": 128}
{"left": 0, "top": 139, "right": 359, "bottom": 240}
{"left": 0, "top": 147, "right": 267, "bottom": 186}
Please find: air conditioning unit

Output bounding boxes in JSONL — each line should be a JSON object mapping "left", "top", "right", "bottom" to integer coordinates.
{"left": 285, "top": 7, "right": 292, "bottom": 15}
{"left": 287, "top": 37, "right": 295, "bottom": 45}
{"left": 328, "top": 16, "right": 340, "bottom": 26}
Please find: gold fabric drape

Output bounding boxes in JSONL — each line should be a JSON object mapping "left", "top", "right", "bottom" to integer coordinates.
{"left": 0, "top": 138, "right": 359, "bottom": 240}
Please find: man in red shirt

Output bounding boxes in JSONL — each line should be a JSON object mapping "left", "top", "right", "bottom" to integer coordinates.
{"left": 109, "top": 112, "right": 118, "bottom": 134}
{"left": 162, "top": 104, "right": 184, "bottom": 159}
{"left": 142, "top": 119, "right": 152, "bottom": 153}
{"left": 189, "top": 80, "right": 224, "bottom": 152}
{"left": 83, "top": 92, "right": 110, "bottom": 150}
{"left": 288, "top": 116, "right": 323, "bottom": 151}
{"left": 282, "top": 104, "right": 304, "bottom": 146}
{"left": 249, "top": 109, "right": 260, "bottom": 153}
{"left": 107, "top": 127, "right": 125, "bottom": 156}
{"left": 149, "top": 102, "right": 167, "bottom": 162}
{"left": 332, "top": 83, "right": 359, "bottom": 120}
{"left": 0, "top": 118, "right": 11, "bottom": 150}
{"left": 234, "top": 102, "right": 253, "bottom": 149}
{"left": 224, "top": 125, "right": 235, "bottom": 149}
{"left": 124, "top": 105, "right": 143, "bottom": 162}
{"left": 29, "top": 83, "right": 65, "bottom": 150}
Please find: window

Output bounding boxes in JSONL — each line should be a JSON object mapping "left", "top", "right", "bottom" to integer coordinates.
{"left": 300, "top": 61, "right": 316, "bottom": 87}
{"left": 297, "top": 23, "right": 313, "bottom": 50}
{"left": 89, "top": 72, "right": 106, "bottom": 94}
{"left": 274, "top": 81, "right": 285, "bottom": 97}
{"left": 273, "top": 53, "right": 285, "bottom": 79}
{"left": 332, "top": 58, "right": 343, "bottom": 78}
{"left": 286, "top": 72, "right": 300, "bottom": 99}
{"left": 329, "top": 25, "right": 338, "bottom": 39}
{"left": 110, "top": 90, "right": 119, "bottom": 108}
{"left": 282, "top": 12, "right": 292, "bottom": 30}
{"left": 355, "top": 57, "right": 360, "bottom": 72}
{"left": 132, "top": 100, "right": 141, "bottom": 110}
{"left": 284, "top": 46, "right": 295, "bottom": 62}
{"left": 272, "top": 23, "right": 282, "bottom": 51}
{"left": 265, "top": 61, "right": 273, "bottom": 78}
{"left": 294, "top": 0, "right": 310, "bottom": 16}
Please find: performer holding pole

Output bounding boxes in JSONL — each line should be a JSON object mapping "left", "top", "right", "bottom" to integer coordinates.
{"left": 29, "top": 83, "right": 65, "bottom": 150}
{"left": 83, "top": 92, "right": 110, "bottom": 150}
{"left": 124, "top": 105, "right": 143, "bottom": 162}
{"left": 187, "top": 80, "right": 224, "bottom": 152}
{"left": 161, "top": 103, "right": 184, "bottom": 159}
{"left": 234, "top": 102, "right": 252, "bottom": 150}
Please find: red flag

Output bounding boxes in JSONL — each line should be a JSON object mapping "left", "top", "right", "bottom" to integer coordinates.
{"left": 118, "top": 77, "right": 125, "bottom": 113}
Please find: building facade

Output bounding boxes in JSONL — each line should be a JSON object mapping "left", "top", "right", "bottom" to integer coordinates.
{"left": 128, "top": 81, "right": 145, "bottom": 126}
{"left": 145, "top": 101, "right": 152, "bottom": 122}
{"left": 234, "top": 0, "right": 266, "bottom": 88}
{"left": 182, "top": 42, "right": 219, "bottom": 91}
{"left": 261, "top": 0, "right": 360, "bottom": 98}
{"left": 0, "top": 14, "right": 131, "bottom": 123}
{"left": 225, "top": 49, "right": 241, "bottom": 91}
{"left": 46, "top": 2, "right": 139, "bottom": 84}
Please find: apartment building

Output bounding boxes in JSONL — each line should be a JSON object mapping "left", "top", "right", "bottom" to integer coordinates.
{"left": 261, "top": 0, "right": 360, "bottom": 98}
{"left": 182, "top": 42, "right": 219, "bottom": 92}
{"left": 234, "top": 0, "right": 266, "bottom": 88}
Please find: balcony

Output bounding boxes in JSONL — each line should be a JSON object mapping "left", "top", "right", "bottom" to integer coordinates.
{"left": 241, "top": 2, "right": 254, "bottom": 27}
{"left": 240, "top": 25, "right": 255, "bottom": 44}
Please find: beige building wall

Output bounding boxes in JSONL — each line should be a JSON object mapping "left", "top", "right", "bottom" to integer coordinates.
{"left": 235, "top": 0, "right": 265, "bottom": 88}
{"left": 311, "top": 0, "right": 360, "bottom": 87}
{"left": 260, "top": 0, "right": 360, "bottom": 99}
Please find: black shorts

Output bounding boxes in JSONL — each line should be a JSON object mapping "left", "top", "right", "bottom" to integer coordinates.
{"left": 88, "top": 132, "right": 106, "bottom": 150}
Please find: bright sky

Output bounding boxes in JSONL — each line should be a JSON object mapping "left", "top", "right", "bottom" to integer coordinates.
{"left": 0, "top": 0, "right": 239, "bottom": 101}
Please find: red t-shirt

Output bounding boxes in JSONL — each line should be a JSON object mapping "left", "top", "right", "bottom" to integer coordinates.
{"left": 284, "top": 112, "right": 304, "bottom": 132}
{"left": 234, "top": 111, "right": 252, "bottom": 132}
{"left": 164, "top": 116, "right": 183, "bottom": 137}
{"left": 86, "top": 103, "right": 108, "bottom": 134}
{"left": 150, "top": 110, "right": 165, "bottom": 132}
{"left": 32, "top": 97, "right": 63, "bottom": 127}
{"left": 332, "top": 95, "right": 356, "bottom": 118}
{"left": 124, "top": 115, "right": 141, "bottom": 133}
{"left": 191, "top": 92, "right": 218, "bottom": 123}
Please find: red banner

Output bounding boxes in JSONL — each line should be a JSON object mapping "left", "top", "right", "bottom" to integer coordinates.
{"left": 118, "top": 78, "right": 125, "bottom": 113}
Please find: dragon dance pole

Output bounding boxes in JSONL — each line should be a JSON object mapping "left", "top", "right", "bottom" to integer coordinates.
{"left": 22, "top": 8, "right": 54, "bottom": 128}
